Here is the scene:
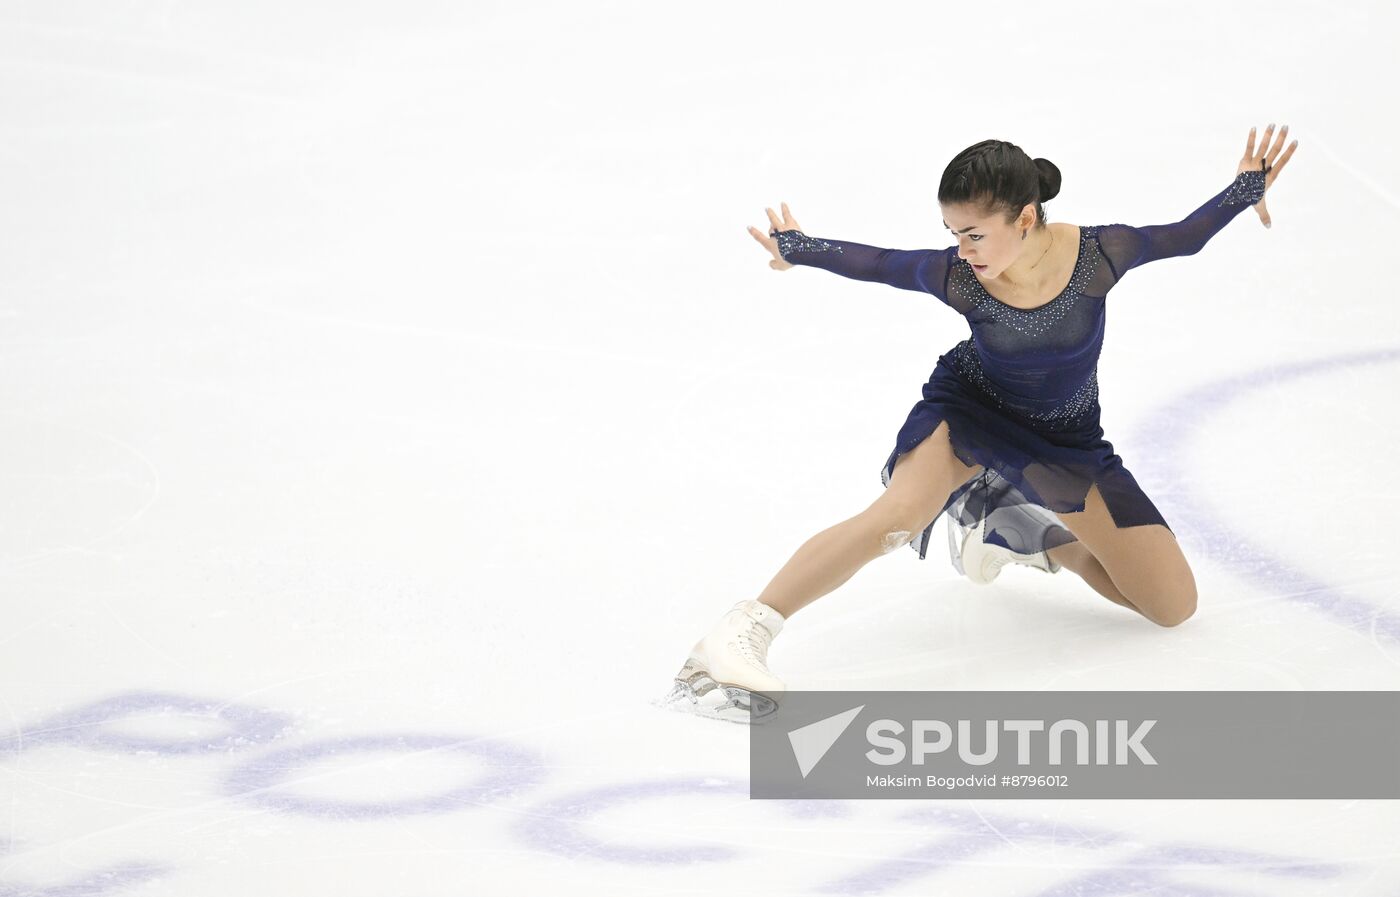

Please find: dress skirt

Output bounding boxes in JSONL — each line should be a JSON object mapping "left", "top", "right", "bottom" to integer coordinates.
{"left": 880, "top": 347, "right": 1172, "bottom": 561}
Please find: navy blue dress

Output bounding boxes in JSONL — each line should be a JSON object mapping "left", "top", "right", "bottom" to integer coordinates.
{"left": 773, "top": 169, "right": 1268, "bottom": 560}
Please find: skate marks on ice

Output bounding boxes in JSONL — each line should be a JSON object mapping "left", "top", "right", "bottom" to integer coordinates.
{"left": 0, "top": 413, "right": 161, "bottom": 573}
{"left": 0, "top": 688, "right": 1372, "bottom": 895}
{"left": 0, "top": 855, "right": 169, "bottom": 897}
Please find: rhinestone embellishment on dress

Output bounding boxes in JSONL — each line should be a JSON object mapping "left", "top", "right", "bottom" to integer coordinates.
{"left": 949, "top": 340, "right": 1100, "bottom": 428}
{"left": 774, "top": 229, "right": 844, "bottom": 258}
{"left": 952, "top": 226, "right": 1101, "bottom": 338}
{"left": 1218, "top": 169, "right": 1267, "bottom": 207}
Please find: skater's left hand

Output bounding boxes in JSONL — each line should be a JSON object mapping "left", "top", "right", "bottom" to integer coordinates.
{"left": 1237, "top": 123, "right": 1298, "bottom": 229}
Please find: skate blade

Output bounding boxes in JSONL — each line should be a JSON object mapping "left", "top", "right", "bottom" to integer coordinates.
{"left": 655, "top": 658, "right": 780, "bottom": 724}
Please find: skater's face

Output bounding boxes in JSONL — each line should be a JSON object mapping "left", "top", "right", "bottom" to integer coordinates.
{"left": 940, "top": 200, "right": 1039, "bottom": 277}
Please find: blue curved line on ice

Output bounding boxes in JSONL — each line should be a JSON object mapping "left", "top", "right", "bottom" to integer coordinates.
{"left": 1130, "top": 346, "right": 1400, "bottom": 642}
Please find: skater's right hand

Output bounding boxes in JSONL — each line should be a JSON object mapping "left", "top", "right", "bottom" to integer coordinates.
{"left": 746, "top": 202, "right": 802, "bottom": 270}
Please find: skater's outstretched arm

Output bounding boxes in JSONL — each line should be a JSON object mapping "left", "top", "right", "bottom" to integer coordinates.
{"left": 747, "top": 202, "right": 957, "bottom": 306}
{"left": 1096, "top": 124, "right": 1298, "bottom": 284}
{"left": 1095, "top": 171, "right": 1267, "bottom": 279}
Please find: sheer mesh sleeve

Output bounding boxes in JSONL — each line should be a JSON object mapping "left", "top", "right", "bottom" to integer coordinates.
{"left": 1095, "top": 169, "right": 1268, "bottom": 285}
{"left": 773, "top": 229, "right": 958, "bottom": 308}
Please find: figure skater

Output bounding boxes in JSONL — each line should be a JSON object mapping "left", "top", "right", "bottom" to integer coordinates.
{"left": 667, "top": 126, "right": 1298, "bottom": 721}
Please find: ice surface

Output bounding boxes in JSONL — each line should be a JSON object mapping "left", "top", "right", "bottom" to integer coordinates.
{"left": 2, "top": 1, "right": 1398, "bottom": 894}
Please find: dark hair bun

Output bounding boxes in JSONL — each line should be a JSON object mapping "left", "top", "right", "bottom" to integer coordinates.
{"left": 937, "top": 140, "right": 1061, "bottom": 228}
{"left": 1033, "top": 158, "right": 1062, "bottom": 203}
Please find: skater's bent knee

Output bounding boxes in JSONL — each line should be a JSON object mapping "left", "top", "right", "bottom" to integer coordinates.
{"left": 1146, "top": 591, "right": 1197, "bottom": 628}
{"left": 1154, "top": 602, "right": 1197, "bottom": 628}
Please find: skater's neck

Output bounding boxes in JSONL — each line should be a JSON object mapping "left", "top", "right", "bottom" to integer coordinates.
{"left": 996, "top": 226, "right": 1058, "bottom": 291}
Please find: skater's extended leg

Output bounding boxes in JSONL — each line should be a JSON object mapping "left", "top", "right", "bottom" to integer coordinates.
{"left": 669, "top": 421, "right": 982, "bottom": 715}
{"left": 755, "top": 420, "right": 982, "bottom": 619}
{"left": 1053, "top": 483, "right": 1196, "bottom": 627}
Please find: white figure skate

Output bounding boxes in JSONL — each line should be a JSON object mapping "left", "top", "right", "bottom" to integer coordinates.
{"left": 948, "top": 512, "right": 1062, "bottom": 585}
{"left": 660, "top": 599, "right": 786, "bottom": 723}
{"left": 946, "top": 473, "right": 1066, "bottom": 585}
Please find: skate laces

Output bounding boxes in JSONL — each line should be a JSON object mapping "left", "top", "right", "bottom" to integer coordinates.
{"left": 734, "top": 617, "right": 774, "bottom": 667}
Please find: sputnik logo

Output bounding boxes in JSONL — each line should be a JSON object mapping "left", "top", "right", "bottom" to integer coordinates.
{"left": 787, "top": 705, "right": 865, "bottom": 778}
